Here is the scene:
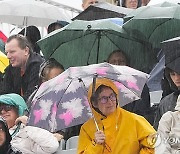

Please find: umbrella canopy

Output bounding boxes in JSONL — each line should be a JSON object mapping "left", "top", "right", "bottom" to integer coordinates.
{"left": 72, "top": 2, "right": 133, "bottom": 21}
{"left": 27, "top": 62, "right": 149, "bottom": 132}
{"left": 0, "top": 51, "right": 9, "bottom": 73}
{"left": 123, "top": 2, "right": 180, "bottom": 48}
{"left": 38, "top": 19, "right": 155, "bottom": 72}
{"left": 0, "top": 0, "right": 70, "bottom": 27}
{"left": 161, "top": 36, "right": 180, "bottom": 73}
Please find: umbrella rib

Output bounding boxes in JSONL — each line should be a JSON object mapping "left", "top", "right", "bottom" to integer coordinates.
{"left": 56, "top": 80, "right": 73, "bottom": 108}
{"left": 87, "top": 32, "right": 99, "bottom": 65}
{"left": 148, "top": 18, "right": 172, "bottom": 40}
{"left": 49, "top": 30, "right": 100, "bottom": 58}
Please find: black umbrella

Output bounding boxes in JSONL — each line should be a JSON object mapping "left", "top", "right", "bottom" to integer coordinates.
{"left": 162, "top": 36, "right": 180, "bottom": 73}
{"left": 72, "top": 2, "right": 133, "bottom": 21}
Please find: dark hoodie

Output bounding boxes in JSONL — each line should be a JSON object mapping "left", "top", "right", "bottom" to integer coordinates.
{"left": 0, "top": 117, "right": 22, "bottom": 154}
{"left": 153, "top": 37, "right": 180, "bottom": 130}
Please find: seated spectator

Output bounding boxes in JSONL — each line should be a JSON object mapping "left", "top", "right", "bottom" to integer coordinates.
{"left": 18, "top": 26, "right": 41, "bottom": 54}
{"left": 153, "top": 68, "right": 180, "bottom": 130}
{"left": 77, "top": 78, "right": 156, "bottom": 153}
{"left": 0, "top": 93, "right": 60, "bottom": 154}
{"left": 26, "top": 58, "right": 64, "bottom": 109}
{"left": 0, "top": 116, "right": 22, "bottom": 154}
{"left": 107, "top": 49, "right": 153, "bottom": 124}
{"left": 1, "top": 34, "right": 44, "bottom": 101}
{"left": 156, "top": 95, "right": 180, "bottom": 153}
{"left": 47, "top": 21, "right": 69, "bottom": 34}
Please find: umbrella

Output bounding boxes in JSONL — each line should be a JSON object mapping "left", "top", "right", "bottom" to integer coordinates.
{"left": 27, "top": 62, "right": 149, "bottom": 132}
{"left": 161, "top": 36, "right": 180, "bottom": 73}
{"left": 38, "top": 19, "right": 155, "bottom": 72}
{"left": 72, "top": 2, "right": 133, "bottom": 21}
{"left": 0, "top": 51, "right": 9, "bottom": 73}
{"left": 0, "top": 0, "right": 70, "bottom": 27}
{"left": 123, "top": 2, "right": 180, "bottom": 48}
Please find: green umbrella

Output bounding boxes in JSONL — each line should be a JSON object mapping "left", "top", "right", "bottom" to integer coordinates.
{"left": 38, "top": 20, "right": 156, "bottom": 71}
{"left": 123, "top": 3, "right": 180, "bottom": 48}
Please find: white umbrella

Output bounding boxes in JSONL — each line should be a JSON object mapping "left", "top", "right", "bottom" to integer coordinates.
{"left": 0, "top": 0, "right": 71, "bottom": 27}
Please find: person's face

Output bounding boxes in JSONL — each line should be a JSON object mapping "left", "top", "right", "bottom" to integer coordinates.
{"left": 82, "top": 0, "right": 98, "bottom": 10}
{"left": 170, "top": 71, "right": 180, "bottom": 88}
{"left": 125, "top": 0, "right": 138, "bottom": 9}
{"left": 0, "top": 124, "right": 5, "bottom": 146}
{"left": 95, "top": 87, "right": 117, "bottom": 116}
{"left": 108, "top": 52, "right": 127, "bottom": 66}
{"left": 47, "top": 68, "right": 64, "bottom": 81}
{"left": 0, "top": 104, "right": 18, "bottom": 129}
{"left": 5, "top": 39, "right": 29, "bottom": 68}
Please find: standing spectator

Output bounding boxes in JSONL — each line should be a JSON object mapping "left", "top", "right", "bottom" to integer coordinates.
{"left": 1, "top": 34, "right": 44, "bottom": 101}
{"left": 18, "top": 26, "right": 41, "bottom": 54}
{"left": 0, "top": 116, "right": 22, "bottom": 154}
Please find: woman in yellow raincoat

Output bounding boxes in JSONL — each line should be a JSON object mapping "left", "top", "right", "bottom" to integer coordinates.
{"left": 77, "top": 78, "right": 156, "bottom": 154}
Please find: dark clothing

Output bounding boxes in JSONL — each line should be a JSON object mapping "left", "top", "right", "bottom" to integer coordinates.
{"left": 6, "top": 145, "right": 22, "bottom": 154}
{"left": 122, "top": 84, "right": 154, "bottom": 124}
{"left": 153, "top": 92, "right": 179, "bottom": 130}
{"left": 0, "top": 117, "right": 22, "bottom": 154}
{"left": 1, "top": 52, "right": 44, "bottom": 101}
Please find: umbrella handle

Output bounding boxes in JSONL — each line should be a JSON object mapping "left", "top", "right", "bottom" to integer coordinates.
{"left": 93, "top": 116, "right": 100, "bottom": 131}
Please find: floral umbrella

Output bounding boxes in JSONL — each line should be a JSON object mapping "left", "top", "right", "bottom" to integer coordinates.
{"left": 27, "top": 62, "right": 149, "bottom": 132}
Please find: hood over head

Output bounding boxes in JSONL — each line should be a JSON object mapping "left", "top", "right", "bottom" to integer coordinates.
{"left": 0, "top": 93, "right": 28, "bottom": 116}
{"left": 88, "top": 78, "right": 119, "bottom": 115}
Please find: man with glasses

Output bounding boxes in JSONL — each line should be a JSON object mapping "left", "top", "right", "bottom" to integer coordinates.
{"left": 78, "top": 78, "right": 156, "bottom": 154}
{"left": 1, "top": 34, "right": 44, "bottom": 101}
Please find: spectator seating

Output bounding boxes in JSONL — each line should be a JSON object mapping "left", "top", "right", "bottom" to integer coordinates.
{"left": 54, "top": 136, "right": 79, "bottom": 154}
{"left": 55, "top": 149, "right": 77, "bottom": 154}
{"left": 66, "top": 136, "right": 79, "bottom": 150}
{"left": 149, "top": 90, "right": 163, "bottom": 106}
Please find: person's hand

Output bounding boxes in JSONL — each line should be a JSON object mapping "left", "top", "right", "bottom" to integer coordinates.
{"left": 95, "top": 130, "right": 105, "bottom": 145}
{"left": 53, "top": 133, "right": 64, "bottom": 141}
{"left": 15, "top": 116, "right": 28, "bottom": 125}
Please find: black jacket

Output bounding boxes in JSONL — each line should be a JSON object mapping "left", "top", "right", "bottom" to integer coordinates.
{"left": 1, "top": 52, "right": 44, "bottom": 101}
{"left": 153, "top": 92, "right": 179, "bottom": 130}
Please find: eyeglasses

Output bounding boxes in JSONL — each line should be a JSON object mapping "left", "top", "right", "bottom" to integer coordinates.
{"left": 98, "top": 93, "right": 117, "bottom": 104}
{"left": 0, "top": 104, "right": 15, "bottom": 112}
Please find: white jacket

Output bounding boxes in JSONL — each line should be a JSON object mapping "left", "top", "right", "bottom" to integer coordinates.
{"left": 10, "top": 124, "right": 59, "bottom": 154}
{"left": 156, "top": 111, "right": 180, "bottom": 154}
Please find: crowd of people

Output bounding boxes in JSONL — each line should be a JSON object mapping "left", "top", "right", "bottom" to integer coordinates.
{"left": 0, "top": 0, "right": 179, "bottom": 153}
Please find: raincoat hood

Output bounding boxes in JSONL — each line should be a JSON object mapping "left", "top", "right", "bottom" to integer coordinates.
{"left": 0, "top": 116, "right": 12, "bottom": 153}
{"left": 88, "top": 78, "right": 119, "bottom": 104}
{"left": 88, "top": 78, "right": 119, "bottom": 116}
{"left": 0, "top": 93, "right": 28, "bottom": 116}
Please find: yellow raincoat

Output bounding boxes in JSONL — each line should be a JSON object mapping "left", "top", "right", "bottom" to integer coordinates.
{"left": 77, "top": 78, "right": 156, "bottom": 154}
{"left": 0, "top": 51, "right": 9, "bottom": 73}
